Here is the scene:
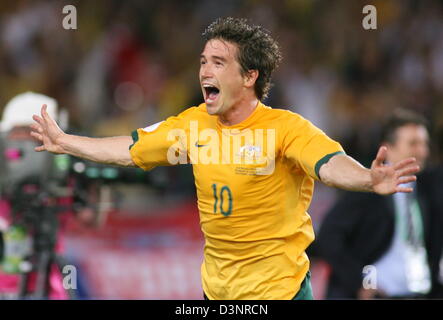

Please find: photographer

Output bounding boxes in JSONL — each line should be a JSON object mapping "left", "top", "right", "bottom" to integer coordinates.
{"left": 0, "top": 92, "right": 99, "bottom": 299}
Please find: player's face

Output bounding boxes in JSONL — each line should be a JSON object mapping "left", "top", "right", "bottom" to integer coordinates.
{"left": 387, "top": 124, "right": 429, "bottom": 170}
{"left": 199, "top": 39, "right": 247, "bottom": 115}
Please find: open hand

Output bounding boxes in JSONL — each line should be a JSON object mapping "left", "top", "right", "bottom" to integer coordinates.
{"left": 370, "top": 146, "right": 419, "bottom": 195}
{"left": 30, "top": 104, "right": 65, "bottom": 154}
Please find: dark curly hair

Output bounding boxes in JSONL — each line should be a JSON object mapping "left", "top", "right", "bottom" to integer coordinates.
{"left": 202, "top": 17, "right": 282, "bottom": 101}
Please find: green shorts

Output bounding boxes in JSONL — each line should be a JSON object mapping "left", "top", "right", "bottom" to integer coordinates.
{"left": 292, "top": 271, "right": 314, "bottom": 300}
{"left": 203, "top": 271, "right": 314, "bottom": 300}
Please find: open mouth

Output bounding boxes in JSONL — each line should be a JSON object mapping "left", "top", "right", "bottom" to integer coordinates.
{"left": 203, "top": 84, "right": 220, "bottom": 104}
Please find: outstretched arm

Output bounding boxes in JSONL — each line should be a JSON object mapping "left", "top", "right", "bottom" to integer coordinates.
{"left": 30, "top": 104, "right": 136, "bottom": 167}
{"left": 319, "top": 146, "right": 419, "bottom": 194}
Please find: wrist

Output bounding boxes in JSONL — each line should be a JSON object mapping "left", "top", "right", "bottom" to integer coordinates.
{"left": 365, "top": 169, "right": 375, "bottom": 193}
{"left": 55, "top": 132, "right": 69, "bottom": 154}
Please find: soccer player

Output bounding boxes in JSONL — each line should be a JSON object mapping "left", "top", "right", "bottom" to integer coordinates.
{"left": 30, "top": 17, "right": 419, "bottom": 300}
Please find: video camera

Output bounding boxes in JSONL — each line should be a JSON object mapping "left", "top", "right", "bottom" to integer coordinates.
{"left": 0, "top": 92, "right": 154, "bottom": 277}
{"left": 0, "top": 92, "right": 159, "bottom": 298}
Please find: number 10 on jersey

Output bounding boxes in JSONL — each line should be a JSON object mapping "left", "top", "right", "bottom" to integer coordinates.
{"left": 211, "top": 184, "right": 233, "bottom": 216}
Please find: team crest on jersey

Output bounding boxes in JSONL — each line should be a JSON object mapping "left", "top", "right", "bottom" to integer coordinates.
{"left": 234, "top": 144, "right": 275, "bottom": 176}
{"left": 237, "top": 145, "right": 262, "bottom": 160}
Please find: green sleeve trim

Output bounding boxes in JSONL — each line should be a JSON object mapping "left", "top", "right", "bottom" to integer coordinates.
{"left": 129, "top": 130, "right": 139, "bottom": 150}
{"left": 314, "top": 151, "right": 345, "bottom": 180}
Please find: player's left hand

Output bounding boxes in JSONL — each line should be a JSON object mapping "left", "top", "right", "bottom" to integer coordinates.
{"left": 370, "top": 146, "right": 419, "bottom": 195}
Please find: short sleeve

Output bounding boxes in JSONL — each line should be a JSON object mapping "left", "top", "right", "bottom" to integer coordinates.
{"left": 129, "top": 107, "right": 197, "bottom": 171}
{"left": 282, "top": 114, "right": 345, "bottom": 180}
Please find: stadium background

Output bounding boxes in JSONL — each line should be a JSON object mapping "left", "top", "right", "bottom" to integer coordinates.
{"left": 0, "top": 0, "right": 442, "bottom": 299}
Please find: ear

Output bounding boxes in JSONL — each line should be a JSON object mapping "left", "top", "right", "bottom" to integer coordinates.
{"left": 243, "top": 69, "right": 259, "bottom": 89}
{"left": 381, "top": 142, "right": 394, "bottom": 159}
{"left": 380, "top": 142, "right": 390, "bottom": 152}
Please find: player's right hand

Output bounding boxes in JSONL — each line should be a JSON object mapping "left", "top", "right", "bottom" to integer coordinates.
{"left": 30, "top": 104, "right": 66, "bottom": 154}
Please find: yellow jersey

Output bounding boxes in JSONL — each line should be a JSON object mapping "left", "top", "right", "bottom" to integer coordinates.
{"left": 129, "top": 101, "right": 344, "bottom": 299}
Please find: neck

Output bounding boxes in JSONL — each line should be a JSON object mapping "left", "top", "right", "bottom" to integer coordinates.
{"left": 218, "top": 97, "right": 259, "bottom": 126}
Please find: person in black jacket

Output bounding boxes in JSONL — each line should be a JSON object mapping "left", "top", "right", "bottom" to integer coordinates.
{"left": 420, "top": 166, "right": 443, "bottom": 299}
{"left": 316, "top": 108, "right": 443, "bottom": 299}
